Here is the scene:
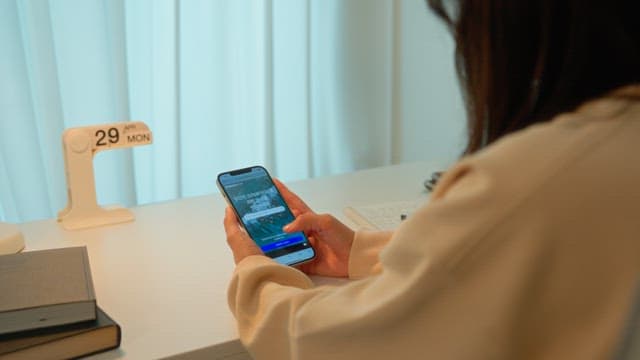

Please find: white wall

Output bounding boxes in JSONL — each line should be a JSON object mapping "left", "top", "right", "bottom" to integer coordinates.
{"left": 398, "top": 0, "right": 466, "bottom": 167}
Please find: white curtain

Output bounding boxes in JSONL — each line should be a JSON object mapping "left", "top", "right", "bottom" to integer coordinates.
{"left": 0, "top": 0, "right": 464, "bottom": 223}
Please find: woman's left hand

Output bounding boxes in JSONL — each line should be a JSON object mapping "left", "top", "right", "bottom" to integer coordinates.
{"left": 223, "top": 207, "right": 263, "bottom": 264}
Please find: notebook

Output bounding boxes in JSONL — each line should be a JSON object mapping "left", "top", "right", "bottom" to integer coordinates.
{"left": 344, "top": 199, "right": 426, "bottom": 230}
{"left": 0, "top": 247, "right": 96, "bottom": 335}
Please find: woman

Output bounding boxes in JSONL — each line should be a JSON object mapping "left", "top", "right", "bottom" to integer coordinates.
{"left": 224, "top": 1, "right": 640, "bottom": 358}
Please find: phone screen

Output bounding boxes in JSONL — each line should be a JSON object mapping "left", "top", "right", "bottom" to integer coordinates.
{"left": 217, "top": 166, "right": 315, "bottom": 266}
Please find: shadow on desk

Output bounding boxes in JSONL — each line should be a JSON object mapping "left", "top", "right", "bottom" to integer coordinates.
{"left": 168, "top": 340, "right": 250, "bottom": 360}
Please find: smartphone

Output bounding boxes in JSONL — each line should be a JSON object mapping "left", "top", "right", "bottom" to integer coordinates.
{"left": 217, "top": 166, "right": 315, "bottom": 266}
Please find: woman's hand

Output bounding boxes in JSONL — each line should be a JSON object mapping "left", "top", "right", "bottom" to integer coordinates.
{"left": 276, "top": 180, "right": 355, "bottom": 278}
{"left": 223, "top": 178, "right": 355, "bottom": 276}
{"left": 284, "top": 213, "right": 354, "bottom": 277}
{"left": 223, "top": 207, "right": 263, "bottom": 264}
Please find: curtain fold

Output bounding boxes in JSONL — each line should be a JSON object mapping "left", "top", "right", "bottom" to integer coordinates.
{"left": 126, "top": 0, "right": 180, "bottom": 204}
{"left": 0, "top": 0, "right": 464, "bottom": 223}
{"left": 1, "top": 0, "right": 53, "bottom": 220}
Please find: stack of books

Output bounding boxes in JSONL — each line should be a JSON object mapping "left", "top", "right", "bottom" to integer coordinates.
{"left": 0, "top": 247, "right": 121, "bottom": 359}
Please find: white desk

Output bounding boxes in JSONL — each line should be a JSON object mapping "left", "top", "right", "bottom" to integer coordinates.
{"left": 17, "top": 161, "right": 441, "bottom": 359}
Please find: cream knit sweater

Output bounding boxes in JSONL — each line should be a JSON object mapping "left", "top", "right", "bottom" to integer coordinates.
{"left": 228, "top": 87, "right": 640, "bottom": 360}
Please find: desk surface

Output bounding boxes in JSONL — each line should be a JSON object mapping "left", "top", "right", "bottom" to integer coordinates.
{"left": 17, "top": 161, "right": 441, "bottom": 359}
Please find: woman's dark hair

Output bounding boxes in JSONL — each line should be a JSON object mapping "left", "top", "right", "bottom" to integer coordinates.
{"left": 428, "top": 0, "right": 640, "bottom": 154}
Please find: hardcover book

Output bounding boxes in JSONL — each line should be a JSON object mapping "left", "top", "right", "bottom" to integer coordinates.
{"left": 0, "top": 307, "right": 121, "bottom": 359}
{"left": 0, "top": 247, "right": 96, "bottom": 335}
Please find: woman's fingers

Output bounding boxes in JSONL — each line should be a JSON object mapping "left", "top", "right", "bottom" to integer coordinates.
{"left": 223, "top": 207, "right": 262, "bottom": 264}
{"left": 283, "top": 213, "right": 327, "bottom": 233}
{"left": 223, "top": 207, "right": 241, "bottom": 237}
{"left": 274, "top": 178, "right": 313, "bottom": 214}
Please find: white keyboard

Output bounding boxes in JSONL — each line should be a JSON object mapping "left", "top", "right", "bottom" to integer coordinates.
{"left": 343, "top": 199, "right": 426, "bottom": 230}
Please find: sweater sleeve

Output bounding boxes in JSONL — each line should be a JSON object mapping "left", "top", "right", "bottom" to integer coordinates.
{"left": 347, "top": 230, "right": 393, "bottom": 279}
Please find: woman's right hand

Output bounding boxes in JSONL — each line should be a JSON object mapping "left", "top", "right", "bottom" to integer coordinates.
{"left": 275, "top": 179, "right": 355, "bottom": 278}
